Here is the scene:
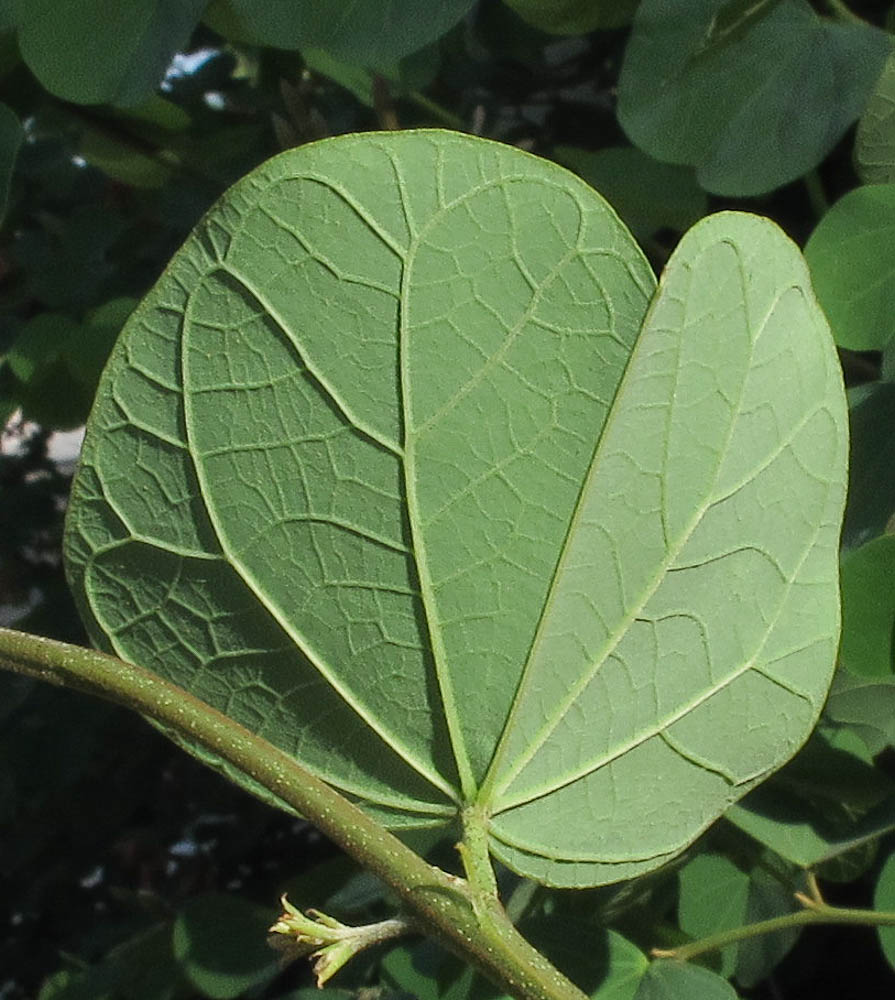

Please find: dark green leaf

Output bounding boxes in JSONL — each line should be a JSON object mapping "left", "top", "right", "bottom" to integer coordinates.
{"left": 204, "top": 0, "right": 476, "bottom": 66}
{"left": 876, "top": 850, "right": 895, "bottom": 971}
{"left": 0, "top": 100, "right": 22, "bottom": 224}
{"left": 502, "top": 0, "right": 640, "bottom": 34}
{"left": 824, "top": 669, "right": 895, "bottom": 755}
{"left": 733, "top": 864, "right": 800, "bottom": 987}
{"left": 171, "top": 893, "right": 278, "bottom": 999}
{"left": 842, "top": 383, "right": 895, "bottom": 550}
{"left": 840, "top": 535, "right": 895, "bottom": 678}
{"left": 617, "top": 0, "right": 891, "bottom": 196}
{"left": 15, "top": 0, "right": 206, "bottom": 105}
{"left": 678, "top": 854, "right": 749, "bottom": 977}
{"left": 856, "top": 50, "right": 895, "bottom": 185}
{"left": 726, "top": 734, "right": 895, "bottom": 868}
{"left": 35, "top": 923, "right": 185, "bottom": 1000}
{"left": 553, "top": 146, "right": 707, "bottom": 241}
{"left": 804, "top": 183, "right": 895, "bottom": 352}
{"left": 634, "top": 960, "right": 739, "bottom": 1000}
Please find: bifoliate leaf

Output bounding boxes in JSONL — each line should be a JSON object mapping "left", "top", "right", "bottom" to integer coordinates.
{"left": 804, "top": 184, "right": 895, "bottom": 353}
{"left": 64, "top": 130, "right": 847, "bottom": 888}
{"left": 617, "top": 0, "right": 890, "bottom": 196}
{"left": 204, "top": 0, "right": 475, "bottom": 66}
{"left": 14, "top": 0, "right": 206, "bottom": 106}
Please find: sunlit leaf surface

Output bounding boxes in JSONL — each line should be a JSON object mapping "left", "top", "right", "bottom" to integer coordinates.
{"left": 65, "top": 131, "right": 847, "bottom": 887}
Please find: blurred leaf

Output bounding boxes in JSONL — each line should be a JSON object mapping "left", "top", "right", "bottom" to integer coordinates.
{"left": 382, "top": 943, "right": 478, "bottom": 1000}
{"left": 171, "top": 893, "right": 278, "bottom": 1000}
{"left": 733, "top": 864, "right": 800, "bottom": 988}
{"left": 14, "top": 203, "right": 127, "bottom": 309}
{"left": 634, "top": 960, "right": 738, "bottom": 999}
{"left": 618, "top": 0, "right": 890, "bottom": 196}
{"left": 856, "top": 50, "right": 895, "bottom": 185}
{"left": 6, "top": 313, "right": 82, "bottom": 383}
{"left": 678, "top": 854, "right": 748, "bottom": 977}
{"left": 691, "top": 0, "right": 784, "bottom": 57}
{"left": 824, "top": 668, "right": 895, "bottom": 755}
{"left": 78, "top": 129, "right": 173, "bottom": 189}
{"left": 269, "top": 991, "right": 355, "bottom": 1000}
{"left": 553, "top": 145, "right": 707, "bottom": 241}
{"left": 521, "top": 891, "right": 647, "bottom": 995}
{"left": 842, "top": 383, "right": 895, "bottom": 550}
{"left": 804, "top": 183, "right": 895, "bottom": 352}
{"left": 4, "top": 303, "right": 128, "bottom": 429}
{"left": 14, "top": 0, "right": 207, "bottom": 106}
{"left": 503, "top": 0, "right": 639, "bottom": 33}
{"left": 35, "top": 923, "right": 184, "bottom": 1000}
{"left": 204, "top": 0, "right": 475, "bottom": 65}
{"left": 875, "top": 851, "right": 895, "bottom": 972}
{"left": 0, "top": 99, "right": 22, "bottom": 224}
{"left": 589, "top": 933, "right": 648, "bottom": 1000}
{"left": 840, "top": 535, "right": 895, "bottom": 678}
{"left": 725, "top": 734, "right": 895, "bottom": 868}
{"left": 302, "top": 42, "right": 439, "bottom": 108}
{"left": 0, "top": 0, "right": 16, "bottom": 29}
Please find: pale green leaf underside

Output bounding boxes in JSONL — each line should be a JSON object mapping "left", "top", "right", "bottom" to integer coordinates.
{"left": 64, "top": 130, "right": 846, "bottom": 888}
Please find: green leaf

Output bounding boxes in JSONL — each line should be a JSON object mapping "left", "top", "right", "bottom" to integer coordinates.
{"left": 78, "top": 128, "right": 172, "bottom": 189}
{"left": 14, "top": 0, "right": 206, "bottom": 106}
{"left": 502, "top": 0, "right": 640, "bottom": 34}
{"left": 824, "top": 668, "right": 895, "bottom": 756}
{"left": 171, "top": 893, "right": 278, "bottom": 999}
{"left": 842, "top": 383, "right": 895, "bottom": 550}
{"left": 617, "top": 0, "right": 891, "bottom": 196}
{"left": 733, "top": 864, "right": 800, "bottom": 988}
{"left": 875, "top": 851, "right": 895, "bottom": 972}
{"left": 840, "top": 535, "right": 895, "bottom": 678}
{"left": 35, "top": 923, "right": 186, "bottom": 1000}
{"left": 382, "top": 942, "right": 479, "bottom": 1000}
{"left": 856, "top": 50, "right": 895, "bottom": 185}
{"left": 64, "top": 130, "right": 847, "bottom": 889}
{"left": 725, "top": 733, "right": 895, "bottom": 867}
{"left": 589, "top": 933, "right": 648, "bottom": 1000}
{"left": 5, "top": 304, "right": 129, "bottom": 429}
{"left": 633, "top": 960, "right": 738, "bottom": 1000}
{"left": 302, "top": 44, "right": 439, "bottom": 109}
{"left": 204, "top": 0, "right": 476, "bottom": 65}
{"left": 553, "top": 146, "right": 707, "bottom": 242}
{"left": 804, "top": 183, "right": 895, "bottom": 352}
{"left": 678, "top": 854, "right": 749, "bottom": 977}
{"left": 0, "top": 100, "right": 22, "bottom": 224}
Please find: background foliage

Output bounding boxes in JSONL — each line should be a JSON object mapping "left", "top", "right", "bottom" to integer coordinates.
{"left": 1, "top": 1, "right": 895, "bottom": 999}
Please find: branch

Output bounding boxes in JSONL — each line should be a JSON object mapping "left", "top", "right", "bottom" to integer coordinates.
{"left": 652, "top": 874, "right": 895, "bottom": 963}
{"left": 0, "top": 626, "right": 587, "bottom": 1000}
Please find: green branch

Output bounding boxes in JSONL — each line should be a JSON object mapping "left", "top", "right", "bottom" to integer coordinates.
{"left": 0, "top": 626, "right": 586, "bottom": 1000}
{"left": 653, "top": 875, "right": 895, "bottom": 963}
